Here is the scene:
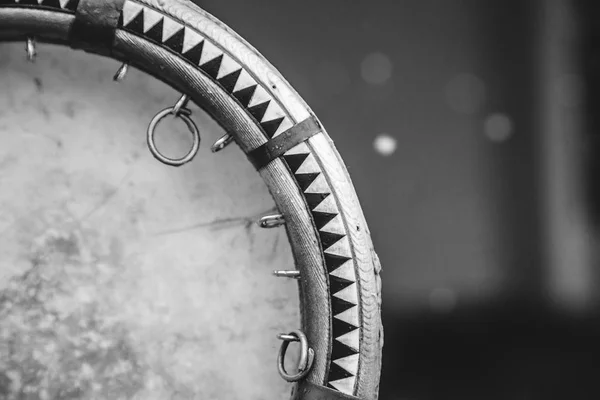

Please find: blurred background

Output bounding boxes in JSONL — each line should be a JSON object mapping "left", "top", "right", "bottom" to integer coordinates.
{"left": 197, "top": 0, "right": 600, "bottom": 399}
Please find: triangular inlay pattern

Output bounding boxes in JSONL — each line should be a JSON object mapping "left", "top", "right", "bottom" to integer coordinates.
{"left": 282, "top": 141, "right": 361, "bottom": 395}
{"left": 116, "top": 1, "right": 290, "bottom": 139}
{"left": 116, "top": 2, "right": 361, "bottom": 395}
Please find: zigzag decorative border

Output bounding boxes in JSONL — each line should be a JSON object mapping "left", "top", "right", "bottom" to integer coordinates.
{"left": 119, "top": 1, "right": 294, "bottom": 141}
{"left": 0, "top": 0, "right": 79, "bottom": 12}
{"left": 283, "top": 143, "right": 361, "bottom": 393}
{"left": 115, "top": 0, "right": 362, "bottom": 393}
{"left": 0, "top": 0, "right": 362, "bottom": 393}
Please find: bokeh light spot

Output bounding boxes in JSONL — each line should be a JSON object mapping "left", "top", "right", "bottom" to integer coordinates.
{"left": 361, "top": 52, "right": 393, "bottom": 85}
{"left": 484, "top": 113, "right": 513, "bottom": 142}
{"left": 373, "top": 134, "right": 397, "bottom": 157}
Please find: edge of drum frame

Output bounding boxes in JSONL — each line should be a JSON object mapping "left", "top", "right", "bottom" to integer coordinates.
{"left": 0, "top": 1, "right": 382, "bottom": 398}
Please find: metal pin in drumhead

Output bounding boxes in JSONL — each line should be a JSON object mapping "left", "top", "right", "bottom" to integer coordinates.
{"left": 26, "top": 37, "right": 36, "bottom": 62}
{"left": 258, "top": 214, "right": 285, "bottom": 228}
{"left": 113, "top": 63, "right": 129, "bottom": 82}
{"left": 273, "top": 270, "right": 300, "bottom": 279}
{"left": 211, "top": 134, "right": 234, "bottom": 153}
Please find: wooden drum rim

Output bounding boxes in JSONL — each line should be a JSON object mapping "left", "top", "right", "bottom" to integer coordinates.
{"left": 0, "top": 1, "right": 383, "bottom": 398}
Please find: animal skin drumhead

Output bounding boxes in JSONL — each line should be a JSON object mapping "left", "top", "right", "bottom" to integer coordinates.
{"left": 0, "top": 43, "right": 300, "bottom": 400}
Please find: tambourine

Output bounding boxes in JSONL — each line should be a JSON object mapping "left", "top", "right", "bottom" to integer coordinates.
{"left": 0, "top": 1, "right": 383, "bottom": 399}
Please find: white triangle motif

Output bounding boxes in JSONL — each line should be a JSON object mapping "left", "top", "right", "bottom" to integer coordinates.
{"left": 334, "top": 306, "right": 360, "bottom": 327}
{"left": 333, "top": 354, "right": 360, "bottom": 375}
{"left": 121, "top": 1, "right": 144, "bottom": 26}
{"left": 329, "top": 376, "right": 356, "bottom": 395}
{"left": 295, "top": 153, "right": 320, "bottom": 175}
{"left": 335, "top": 328, "right": 360, "bottom": 351}
{"left": 199, "top": 39, "right": 222, "bottom": 65}
{"left": 162, "top": 17, "right": 183, "bottom": 43}
{"left": 143, "top": 8, "right": 163, "bottom": 33}
{"left": 182, "top": 27, "right": 204, "bottom": 55}
{"left": 216, "top": 55, "right": 242, "bottom": 79}
{"left": 284, "top": 142, "right": 310, "bottom": 156}
{"left": 330, "top": 261, "right": 355, "bottom": 281}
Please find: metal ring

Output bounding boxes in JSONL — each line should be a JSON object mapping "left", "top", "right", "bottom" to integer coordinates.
{"left": 277, "top": 330, "right": 315, "bottom": 382}
{"left": 147, "top": 107, "right": 201, "bottom": 167}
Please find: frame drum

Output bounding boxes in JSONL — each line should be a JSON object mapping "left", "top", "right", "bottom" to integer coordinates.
{"left": 0, "top": 1, "right": 383, "bottom": 399}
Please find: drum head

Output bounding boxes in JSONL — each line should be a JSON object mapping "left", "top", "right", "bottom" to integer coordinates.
{"left": 0, "top": 43, "right": 299, "bottom": 399}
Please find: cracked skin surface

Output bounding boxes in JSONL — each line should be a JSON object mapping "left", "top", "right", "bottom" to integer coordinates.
{"left": 0, "top": 43, "right": 299, "bottom": 399}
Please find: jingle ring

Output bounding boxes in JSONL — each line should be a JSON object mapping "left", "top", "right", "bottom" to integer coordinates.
{"left": 146, "top": 107, "right": 201, "bottom": 167}
{"left": 277, "top": 330, "right": 315, "bottom": 383}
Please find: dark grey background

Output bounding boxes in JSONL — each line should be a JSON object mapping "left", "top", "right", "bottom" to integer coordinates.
{"left": 195, "top": 1, "right": 600, "bottom": 399}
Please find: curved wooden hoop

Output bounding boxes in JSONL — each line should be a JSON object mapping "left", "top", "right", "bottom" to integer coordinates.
{"left": 0, "top": 1, "right": 383, "bottom": 399}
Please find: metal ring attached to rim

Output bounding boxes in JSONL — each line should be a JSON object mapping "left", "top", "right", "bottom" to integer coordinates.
{"left": 277, "top": 330, "right": 315, "bottom": 383}
{"left": 147, "top": 107, "right": 201, "bottom": 167}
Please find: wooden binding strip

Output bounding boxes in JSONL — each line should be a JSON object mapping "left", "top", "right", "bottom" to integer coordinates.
{"left": 247, "top": 116, "right": 322, "bottom": 170}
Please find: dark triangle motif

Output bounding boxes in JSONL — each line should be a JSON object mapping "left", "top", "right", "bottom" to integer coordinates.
{"left": 327, "top": 362, "right": 354, "bottom": 383}
{"left": 320, "top": 231, "right": 345, "bottom": 250}
{"left": 247, "top": 100, "right": 270, "bottom": 123}
{"left": 218, "top": 69, "right": 243, "bottom": 93}
{"left": 184, "top": 41, "right": 206, "bottom": 65}
{"left": 305, "top": 193, "right": 331, "bottom": 211}
{"left": 329, "top": 275, "right": 354, "bottom": 295}
{"left": 164, "top": 27, "right": 185, "bottom": 53}
{"left": 333, "top": 319, "right": 359, "bottom": 337}
{"left": 64, "top": 0, "right": 79, "bottom": 10}
{"left": 124, "top": 8, "right": 144, "bottom": 33}
{"left": 233, "top": 85, "right": 257, "bottom": 108}
{"left": 145, "top": 17, "right": 164, "bottom": 44}
{"left": 19, "top": 0, "right": 37, "bottom": 4}
{"left": 295, "top": 173, "right": 320, "bottom": 192}
{"left": 261, "top": 117, "right": 285, "bottom": 139}
{"left": 324, "top": 253, "right": 351, "bottom": 273}
{"left": 283, "top": 153, "right": 310, "bottom": 174}
{"left": 42, "top": 0, "right": 62, "bottom": 8}
{"left": 331, "top": 341, "right": 359, "bottom": 361}
{"left": 312, "top": 211, "right": 337, "bottom": 231}
{"left": 200, "top": 54, "right": 224, "bottom": 79}
{"left": 331, "top": 296, "right": 355, "bottom": 316}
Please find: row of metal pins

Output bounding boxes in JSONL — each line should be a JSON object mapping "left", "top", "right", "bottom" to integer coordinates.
{"left": 110, "top": 52, "right": 304, "bottom": 382}
{"left": 25, "top": 37, "right": 307, "bottom": 380}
